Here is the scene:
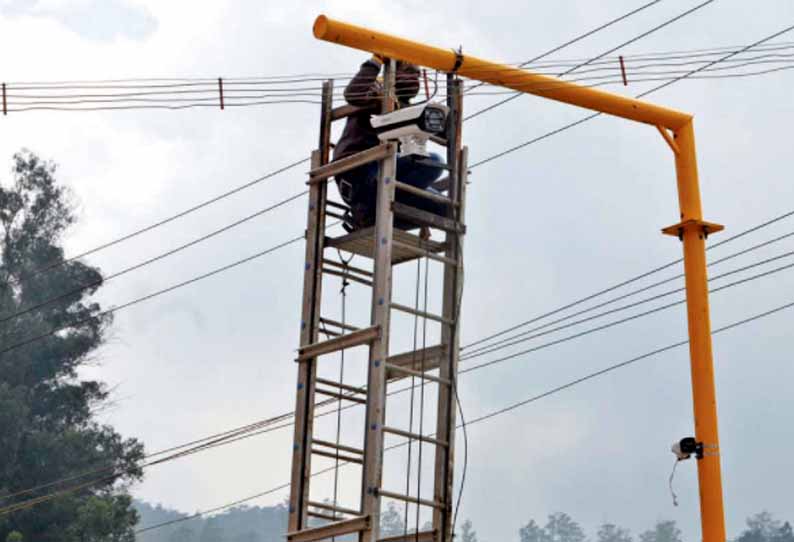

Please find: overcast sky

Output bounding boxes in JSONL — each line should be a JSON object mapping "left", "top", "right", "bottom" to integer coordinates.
{"left": 2, "top": 1, "right": 794, "bottom": 540}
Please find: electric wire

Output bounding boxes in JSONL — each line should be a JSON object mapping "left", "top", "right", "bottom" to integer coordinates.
{"left": 462, "top": 207, "right": 794, "bottom": 352}
{"left": 0, "top": 235, "right": 305, "bottom": 358}
{"left": 5, "top": 236, "right": 791, "bottom": 517}
{"left": 5, "top": 9, "right": 794, "bottom": 525}
{"left": 464, "top": 0, "right": 716, "bottom": 120}
{"left": 470, "top": 22, "right": 794, "bottom": 168}
{"left": 0, "top": 190, "right": 307, "bottom": 324}
{"left": 132, "top": 296, "right": 794, "bottom": 534}
{"left": 8, "top": 157, "right": 310, "bottom": 287}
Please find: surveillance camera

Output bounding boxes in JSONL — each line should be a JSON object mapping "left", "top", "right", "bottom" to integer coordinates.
{"left": 371, "top": 102, "right": 448, "bottom": 157}
{"left": 671, "top": 437, "right": 702, "bottom": 461}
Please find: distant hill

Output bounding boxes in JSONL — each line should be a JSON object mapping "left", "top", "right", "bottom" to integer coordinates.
{"left": 134, "top": 499, "right": 288, "bottom": 542}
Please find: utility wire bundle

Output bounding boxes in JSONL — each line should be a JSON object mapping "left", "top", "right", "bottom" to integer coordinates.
{"left": 4, "top": 0, "right": 794, "bottom": 536}
{"left": 4, "top": 41, "right": 794, "bottom": 113}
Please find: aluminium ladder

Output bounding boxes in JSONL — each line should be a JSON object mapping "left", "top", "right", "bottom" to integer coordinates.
{"left": 287, "top": 65, "right": 467, "bottom": 542}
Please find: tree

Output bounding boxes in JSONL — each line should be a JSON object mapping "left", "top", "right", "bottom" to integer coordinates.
{"left": 546, "top": 512, "right": 585, "bottom": 542}
{"left": 520, "top": 519, "right": 549, "bottom": 542}
{"left": 380, "top": 502, "right": 406, "bottom": 537}
{"left": 639, "top": 520, "right": 682, "bottom": 542}
{"left": 460, "top": 519, "right": 478, "bottom": 542}
{"left": 0, "top": 151, "right": 144, "bottom": 541}
{"left": 597, "top": 523, "right": 633, "bottom": 542}
{"left": 775, "top": 522, "right": 794, "bottom": 542}
{"left": 737, "top": 512, "right": 794, "bottom": 542}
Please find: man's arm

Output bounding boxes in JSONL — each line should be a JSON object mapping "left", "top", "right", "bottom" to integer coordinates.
{"left": 344, "top": 56, "right": 383, "bottom": 108}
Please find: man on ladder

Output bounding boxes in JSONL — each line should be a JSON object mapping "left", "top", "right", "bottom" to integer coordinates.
{"left": 334, "top": 55, "right": 448, "bottom": 232}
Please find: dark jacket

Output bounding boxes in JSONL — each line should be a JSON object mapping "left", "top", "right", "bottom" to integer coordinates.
{"left": 333, "top": 59, "right": 420, "bottom": 162}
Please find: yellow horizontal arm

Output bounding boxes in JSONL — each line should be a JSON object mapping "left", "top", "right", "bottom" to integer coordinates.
{"left": 314, "top": 15, "right": 692, "bottom": 129}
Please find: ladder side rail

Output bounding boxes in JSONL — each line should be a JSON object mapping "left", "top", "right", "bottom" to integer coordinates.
{"left": 360, "top": 59, "right": 398, "bottom": 542}
{"left": 288, "top": 81, "right": 334, "bottom": 533}
{"left": 433, "top": 77, "right": 465, "bottom": 542}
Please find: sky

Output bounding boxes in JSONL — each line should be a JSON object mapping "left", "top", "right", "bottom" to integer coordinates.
{"left": 1, "top": 1, "right": 794, "bottom": 541}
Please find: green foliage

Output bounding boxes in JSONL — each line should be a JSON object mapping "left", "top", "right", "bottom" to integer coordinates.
{"left": 6, "top": 532, "right": 23, "bottom": 542}
{"left": 597, "top": 523, "right": 633, "bottom": 542}
{"left": 460, "top": 518, "right": 479, "bottom": 542}
{"left": 737, "top": 512, "right": 794, "bottom": 542}
{"left": 521, "top": 513, "right": 584, "bottom": 542}
{"left": 639, "top": 521, "right": 682, "bottom": 542}
{"left": 0, "top": 151, "right": 144, "bottom": 542}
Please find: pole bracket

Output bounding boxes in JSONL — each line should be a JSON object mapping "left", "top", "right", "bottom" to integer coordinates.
{"left": 662, "top": 218, "right": 724, "bottom": 241}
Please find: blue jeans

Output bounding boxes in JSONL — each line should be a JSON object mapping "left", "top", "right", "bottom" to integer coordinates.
{"left": 338, "top": 152, "right": 446, "bottom": 228}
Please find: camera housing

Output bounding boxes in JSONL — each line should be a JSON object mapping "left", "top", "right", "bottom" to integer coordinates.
{"left": 371, "top": 102, "right": 448, "bottom": 157}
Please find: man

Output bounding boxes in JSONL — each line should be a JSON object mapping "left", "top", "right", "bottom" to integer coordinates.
{"left": 333, "top": 55, "right": 447, "bottom": 232}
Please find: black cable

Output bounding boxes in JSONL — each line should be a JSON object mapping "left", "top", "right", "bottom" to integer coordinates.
{"left": 0, "top": 235, "right": 305, "bottom": 358}
{"left": 133, "top": 295, "right": 794, "bottom": 535}
{"left": 7, "top": 157, "right": 309, "bottom": 287}
{"left": 471, "top": 22, "right": 794, "bottom": 168}
{"left": 463, "top": 231, "right": 794, "bottom": 357}
{"left": 465, "top": 0, "right": 716, "bottom": 121}
{"left": 0, "top": 191, "right": 307, "bottom": 324}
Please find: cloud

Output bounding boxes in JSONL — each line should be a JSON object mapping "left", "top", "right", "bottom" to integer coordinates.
{"left": 1, "top": 0, "right": 157, "bottom": 41}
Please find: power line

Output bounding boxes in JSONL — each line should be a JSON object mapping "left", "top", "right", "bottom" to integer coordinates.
{"left": 133, "top": 295, "right": 794, "bottom": 534}
{"left": 7, "top": 228, "right": 792, "bottom": 517}
{"left": 8, "top": 157, "right": 309, "bottom": 287}
{"left": 463, "top": 227, "right": 794, "bottom": 357}
{"left": 0, "top": 191, "right": 306, "bottom": 324}
{"left": 0, "top": 235, "right": 305, "bottom": 358}
{"left": 470, "top": 21, "right": 794, "bottom": 168}
{"left": 465, "top": 0, "right": 716, "bottom": 120}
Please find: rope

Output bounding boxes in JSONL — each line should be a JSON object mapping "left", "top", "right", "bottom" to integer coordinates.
{"left": 414, "top": 256, "right": 431, "bottom": 540}
{"left": 403, "top": 258, "right": 423, "bottom": 538}
{"left": 331, "top": 250, "right": 354, "bottom": 534}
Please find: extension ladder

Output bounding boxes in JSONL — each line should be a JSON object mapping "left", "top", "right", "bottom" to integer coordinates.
{"left": 286, "top": 68, "right": 468, "bottom": 542}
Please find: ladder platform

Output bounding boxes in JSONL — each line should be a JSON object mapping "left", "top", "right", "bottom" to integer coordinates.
{"left": 386, "top": 345, "right": 445, "bottom": 381}
{"left": 326, "top": 227, "right": 447, "bottom": 264}
{"left": 297, "top": 325, "right": 380, "bottom": 361}
{"left": 287, "top": 515, "right": 370, "bottom": 542}
{"left": 379, "top": 530, "right": 436, "bottom": 542}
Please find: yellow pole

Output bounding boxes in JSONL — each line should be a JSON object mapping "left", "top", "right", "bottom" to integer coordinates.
{"left": 312, "top": 14, "right": 728, "bottom": 542}
{"left": 313, "top": 15, "right": 691, "bottom": 129}
{"left": 672, "top": 122, "right": 727, "bottom": 542}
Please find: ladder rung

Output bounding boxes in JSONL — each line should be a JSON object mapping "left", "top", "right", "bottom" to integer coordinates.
{"left": 384, "top": 363, "right": 450, "bottom": 386}
{"left": 323, "top": 267, "right": 373, "bottom": 287}
{"left": 319, "top": 327, "right": 341, "bottom": 337}
{"left": 323, "top": 259, "right": 373, "bottom": 277}
{"left": 382, "top": 425, "right": 449, "bottom": 447}
{"left": 326, "top": 209, "right": 346, "bottom": 221}
{"left": 380, "top": 530, "right": 436, "bottom": 542}
{"left": 311, "top": 447, "right": 364, "bottom": 464}
{"left": 287, "top": 515, "right": 370, "bottom": 542}
{"left": 386, "top": 345, "right": 445, "bottom": 377}
{"left": 307, "top": 510, "right": 338, "bottom": 521}
{"left": 316, "top": 377, "right": 366, "bottom": 395}
{"left": 308, "top": 143, "right": 395, "bottom": 183}
{"left": 326, "top": 199, "right": 350, "bottom": 211}
{"left": 331, "top": 103, "right": 366, "bottom": 121}
{"left": 377, "top": 489, "right": 443, "bottom": 509}
{"left": 313, "top": 439, "right": 364, "bottom": 456}
{"left": 391, "top": 302, "right": 453, "bottom": 325}
{"left": 392, "top": 240, "right": 457, "bottom": 266}
{"left": 392, "top": 202, "right": 465, "bottom": 234}
{"left": 297, "top": 325, "right": 380, "bottom": 361}
{"left": 319, "top": 317, "right": 360, "bottom": 332}
{"left": 307, "top": 500, "right": 361, "bottom": 517}
{"left": 315, "top": 388, "right": 368, "bottom": 405}
{"left": 394, "top": 180, "right": 457, "bottom": 207}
